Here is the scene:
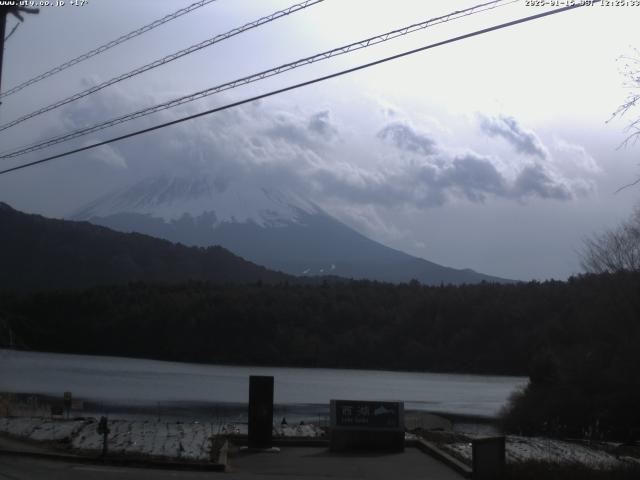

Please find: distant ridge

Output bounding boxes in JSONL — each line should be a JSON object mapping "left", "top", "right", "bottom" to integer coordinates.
{"left": 0, "top": 202, "right": 292, "bottom": 291}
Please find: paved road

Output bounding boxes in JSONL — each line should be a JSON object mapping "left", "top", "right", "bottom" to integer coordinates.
{"left": 0, "top": 447, "right": 465, "bottom": 479}
{"left": 227, "top": 447, "right": 465, "bottom": 479}
{"left": 1, "top": 455, "right": 210, "bottom": 480}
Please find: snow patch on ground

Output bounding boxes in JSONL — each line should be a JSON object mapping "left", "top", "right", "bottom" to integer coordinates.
{"left": 274, "top": 424, "right": 324, "bottom": 438}
{"left": 0, "top": 417, "right": 324, "bottom": 461}
{"left": 0, "top": 417, "right": 86, "bottom": 441}
{"left": 0, "top": 418, "right": 214, "bottom": 460}
{"left": 442, "top": 435, "right": 628, "bottom": 469}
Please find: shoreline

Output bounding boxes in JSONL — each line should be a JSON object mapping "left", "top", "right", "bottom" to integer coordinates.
{"left": 3, "top": 391, "right": 503, "bottom": 423}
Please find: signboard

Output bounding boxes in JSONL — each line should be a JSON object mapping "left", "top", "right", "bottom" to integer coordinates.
{"left": 334, "top": 400, "right": 400, "bottom": 429}
{"left": 330, "top": 400, "right": 404, "bottom": 452}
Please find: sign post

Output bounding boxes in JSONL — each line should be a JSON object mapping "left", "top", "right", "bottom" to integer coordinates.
{"left": 97, "top": 416, "right": 110, "bottom": 457}
{"left": 63, "top": 392, "right": 72, "bottom": 419}
{"left": 248, "top": 376, "right": 274, "bottom": 449}
{"left": 329, "top": 399, "right": 404, "bottom": 452}
{"left": 472, "top": 436, "right": 506, "bottom": 480}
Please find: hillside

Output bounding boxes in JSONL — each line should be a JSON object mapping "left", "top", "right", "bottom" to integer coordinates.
{"left": 0, "top": 202, "right": 291, "bottom": 290}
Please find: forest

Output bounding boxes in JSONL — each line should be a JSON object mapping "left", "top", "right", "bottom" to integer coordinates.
{"left": 2, "top": 271, "right": 639, "bottom": 440}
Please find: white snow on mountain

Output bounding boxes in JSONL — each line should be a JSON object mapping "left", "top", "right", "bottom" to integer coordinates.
{"left": 72, "top": 175, "right": 319, "bottom": 228}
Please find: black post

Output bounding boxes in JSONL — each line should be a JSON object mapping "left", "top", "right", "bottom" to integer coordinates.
{"left": 63, "top": 391, "right": 72, "bottom": 419}
{"left": 248, "top": 375, "right": 274, "bottom": 449}
{"left": 472, "top": 436, "right": 506, "bottom": 480}
{"left": 97, "top": 416, "right": 110, "bottom": 457}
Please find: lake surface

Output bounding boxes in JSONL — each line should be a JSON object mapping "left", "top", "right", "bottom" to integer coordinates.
{"left": 0, "top": 349, "right": 526, "bottom": 418}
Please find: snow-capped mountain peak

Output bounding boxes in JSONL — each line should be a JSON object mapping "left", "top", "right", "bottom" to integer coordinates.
{"left": 72, "top": 174, "right": 513, "bottom": 285}
{"left": 72, "top": 175, "right": 319, "bottom": 228}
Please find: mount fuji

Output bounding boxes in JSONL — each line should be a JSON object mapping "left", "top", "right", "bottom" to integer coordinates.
{"left": 72, "top": 175, "right": 511, "bottom": 285}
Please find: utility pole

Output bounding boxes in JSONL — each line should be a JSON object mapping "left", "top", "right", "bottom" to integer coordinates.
{"left": 0, "top": 5, "right": 39, "bottom": 99}
{"left": 0, "top": 7, "right": 7, "bottom": 97}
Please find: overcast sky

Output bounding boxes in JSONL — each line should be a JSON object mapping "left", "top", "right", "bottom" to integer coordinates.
{"left": 1, "top": 0, "right": 639, "bottom": 281}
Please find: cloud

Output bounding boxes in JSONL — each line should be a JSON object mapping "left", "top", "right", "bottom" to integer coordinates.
{"left": 265, "top": 109, "right": 339, "bottom": 148}
{"left": 512, "top": 164, "right": 573, "bottom": 200}
{"left": 438, "top": 153, "right": 508, "bottom": 202}
{"left": 85, "top": 144, "right": 127, "bottom": 169}
{"left": 552, "top": 138, "right": 601, "bottom": 173}
{"left": 479, "top": 114, "right": 548, "bottom": 159}
{"left": 266, "top": 117, "right": 312, "bottom": 147}
{"left": 307, "top": 110, "right": 338, "bottom": 140}
{"left": 326, "top": 203, "right": 409, "bottom": 242}
{"left": 369, "top": 120, "right": 576, "bottom": 206}
{"left": 311, "top": 151, "right": 575, "bottom": 208}
{"left": 46, "top": 88, "right": 586, "bottom": 217}
{"left": 377, "top": 122, "right": 438, "bottom": 155}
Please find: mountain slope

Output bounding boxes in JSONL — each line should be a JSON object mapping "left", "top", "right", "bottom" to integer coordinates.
{"left": 73, "top": 176, "right": 513, "bottom": 285}
{"left": 0, "top": 202, "right": 291, "bottom": 291}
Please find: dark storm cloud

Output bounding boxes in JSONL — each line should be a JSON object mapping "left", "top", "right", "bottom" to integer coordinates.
{"left": 512, "top": 164, "right": 572, "bottom": 200}
{"left": 307, "top": 110, "right": 338, "bottom": 139}
{"left": 377, "top": 122, "right": 438, "bottom": 155}
{"left": 267, "top": 120, "right": 310, "bottom": 147}
{"left": 479, "top": 114, "right": 548, "bottom": 159}
{"left": 414, "top": 155, "right": 573, "bottom": 204}
{"left": 371, "top": 120, "right": 573, "bottom": 205}
{"left": 310, "top": 152, "right": 573, "bottom": 209}
{"left": 266, "top": 110, "right": 339, "bottom": 147}
{"left": 438, "top": 153, "right": 508, "bottom": 202}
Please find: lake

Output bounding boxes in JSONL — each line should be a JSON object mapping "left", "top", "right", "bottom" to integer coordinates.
{"left": 0, "top": 349, "right": 526, "bottom": 419}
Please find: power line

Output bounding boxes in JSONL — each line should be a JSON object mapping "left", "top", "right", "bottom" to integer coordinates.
{"left": 0, "top": 0, "right": 324, "bottom": 133}
{"left": 0, "top": 0, "right": 516, "bottom": 160}
{"left": 0, "top": 2, "right": 598, "bottom": 177}
{"left": 0, "top": 0, "right": 219, "bottom": 100}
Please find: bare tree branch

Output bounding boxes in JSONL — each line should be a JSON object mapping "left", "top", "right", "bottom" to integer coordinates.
{"left": 581, "top": 207, "right": 640, "bottom": 273}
